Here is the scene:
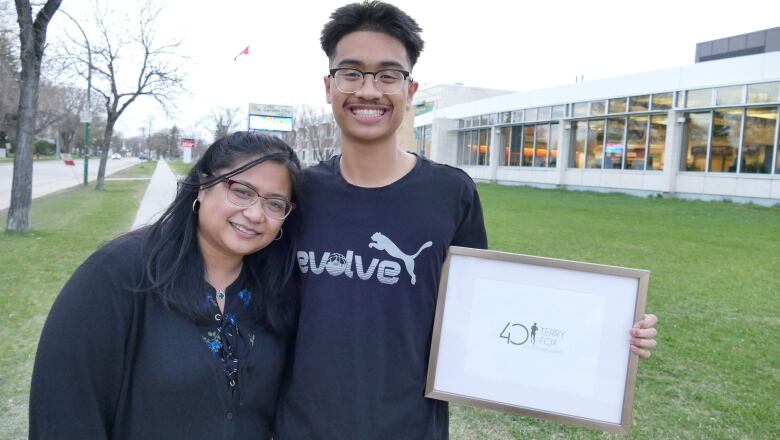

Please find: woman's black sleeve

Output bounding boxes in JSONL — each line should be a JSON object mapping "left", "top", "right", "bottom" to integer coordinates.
{"left": 29, "top": 259, "right": 133, "bottom": 440}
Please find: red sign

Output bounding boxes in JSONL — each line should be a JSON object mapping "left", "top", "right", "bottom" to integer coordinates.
{"left": 180, "top": 138, "right": 195, "bottom": 148}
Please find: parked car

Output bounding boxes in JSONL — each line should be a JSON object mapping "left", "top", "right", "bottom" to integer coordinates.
{"left": 111, "top": 153, "right": 122, "bottom": 160}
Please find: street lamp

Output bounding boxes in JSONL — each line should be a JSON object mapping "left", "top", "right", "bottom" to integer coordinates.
{"left": 59, "top": 10, "right": 92, "bottom": 186}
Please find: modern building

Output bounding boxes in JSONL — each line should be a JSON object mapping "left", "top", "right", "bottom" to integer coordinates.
{"left": 413, "top": 84, "right": 514, "bottom": 158}
{"left": 414, "top": 51, "right": 780, "bottom": 205}
{"left": 696, "top": 26, "right": 780, "bottom": 63}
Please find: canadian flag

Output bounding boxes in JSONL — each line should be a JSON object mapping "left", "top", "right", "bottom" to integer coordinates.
{"left": 233, "top": 46, "right": 249, "bottom": 62}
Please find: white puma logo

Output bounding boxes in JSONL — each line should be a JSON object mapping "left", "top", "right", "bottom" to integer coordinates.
{"left": 368, "top": 232, "right": 432, "bottom": 285}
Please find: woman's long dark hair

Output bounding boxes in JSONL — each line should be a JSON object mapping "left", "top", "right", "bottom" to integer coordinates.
{"left": 140, "top": 131, "right": 302, "bottom": 334}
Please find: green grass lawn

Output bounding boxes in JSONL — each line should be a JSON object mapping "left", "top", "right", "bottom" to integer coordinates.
{"left": 447, "top": 185, "right": 780, "bottom": 439}
{"left": 0, "top": 156, "right": 59, "bottom": 164}
{"left": 109, "top": 160, "right": 157, "bottom": 179}
{"left": 167, "top": 159, "right": 193, "bottom": 176}
{"left": 0, "top": 183, "right": 777, "bottom": 439}
{"left": 0, "top": 180, "right": 147, "bottom": 439}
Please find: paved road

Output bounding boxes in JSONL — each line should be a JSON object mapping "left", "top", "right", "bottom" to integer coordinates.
{"left": 0, "top": 157, "right": 142, "bottom": 211}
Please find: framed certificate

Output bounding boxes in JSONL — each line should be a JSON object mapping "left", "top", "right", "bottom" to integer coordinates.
{"left": 425, "top": 246, "right": 649, "bottom": 434}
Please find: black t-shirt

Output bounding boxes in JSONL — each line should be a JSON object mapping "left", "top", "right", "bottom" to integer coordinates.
{"left": 29, "top": 231, "right": 289, "bottom": 439}
{"left": 276, "top": 155, "right": 487, "bottom": 439}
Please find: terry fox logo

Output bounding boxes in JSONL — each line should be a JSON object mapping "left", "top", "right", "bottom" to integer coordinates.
{"left": 500, "top": 321, "right": 567, "bottom": 350}
{"left": 297, "top": 232, "right": 433, "bottom": 285}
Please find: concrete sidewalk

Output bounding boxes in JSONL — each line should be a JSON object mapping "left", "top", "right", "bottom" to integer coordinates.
{"left": 131, "top": 159, "right": 179, "bottom": 230}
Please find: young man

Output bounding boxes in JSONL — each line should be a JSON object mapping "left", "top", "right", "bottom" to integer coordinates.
{"left": 276, "top": 2, "right": 657, "bottom": 439}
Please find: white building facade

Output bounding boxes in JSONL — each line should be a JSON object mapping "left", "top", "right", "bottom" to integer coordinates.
{"left": 414, "top": 52, "right": 780, "bottom": 205}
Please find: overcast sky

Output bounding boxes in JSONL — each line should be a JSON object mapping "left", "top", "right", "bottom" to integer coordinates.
{"left": 48, "top": 0, "right": 780, "bottom": 140}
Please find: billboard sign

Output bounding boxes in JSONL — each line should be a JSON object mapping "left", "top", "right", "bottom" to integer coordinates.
{"left": 248, "top": 103, "right": 294, "bottom": 132}
{"left": 248, "top": 103, "right": 293, "bottom": 117}
{"left": 249, "top": 114, "right": 293, "bottom": 132}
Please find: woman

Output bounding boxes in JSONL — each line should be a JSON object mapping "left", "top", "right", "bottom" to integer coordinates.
{"left": 29, "top": 131, "right": 302, "bottom": 439}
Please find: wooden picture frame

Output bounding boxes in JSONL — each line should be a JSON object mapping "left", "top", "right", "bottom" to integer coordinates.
{"left": 425, "top": 246, "right": 649, "bottom": 434}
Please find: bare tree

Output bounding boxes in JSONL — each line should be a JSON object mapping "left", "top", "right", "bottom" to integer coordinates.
{"left": 285, "top": 105, "right": 340, "bottom": 164}
{"left": 53, "top": 87, "right": 102, "bottom": 154}
{"left": 147, "top": 128, "right": 171, "bottom": 160}
{"left": 205, "top": 106, "right": 241, "bottom": 142}
{"left": 59, "top": 1, "right": 185, "bottom": 190}
{"left": 5, "top": 0, "right": 61, "bottom": 232}
{"left": 167, "top": 124, "right": 180, "bottom": 159}
{"left": 0, "top": 23, "right": 19, "bottom": 147}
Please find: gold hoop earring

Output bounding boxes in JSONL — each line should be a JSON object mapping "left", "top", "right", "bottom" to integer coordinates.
{"left": 275, "top": 228, "right": 283, "bottom": 241}
{"left": 192, "top": 199, "right": 201, "bottom": 214}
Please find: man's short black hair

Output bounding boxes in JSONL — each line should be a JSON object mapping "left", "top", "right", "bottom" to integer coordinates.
{"left": 321, "top": 1, "right": 424, "bottom": 68}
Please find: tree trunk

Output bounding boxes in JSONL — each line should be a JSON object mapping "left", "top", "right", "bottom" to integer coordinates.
{"left": 94, "top": 118, "right": 115, "bottom": 190}
{"left": 6, "top": 58, "right": 39, "bottom": 231}
{"left": 6, "top": 0, "right": 62, "bottom": 232}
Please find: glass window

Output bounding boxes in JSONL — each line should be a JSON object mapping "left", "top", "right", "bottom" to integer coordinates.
{"left": 512, "top": 110, "right": 524, "bottom": 123}
{"left": 538, "top": 107, "right": 551, "bottom": 121}
{"left": 652, "top": 92, "right": 673, "bottom": 111}
{"left": 461, "top": 131, "right": 470, "bottom": 165}
{"left": 626, "top": 115, "right": 649, "bottom": 170}
{"left": 457, "top": 132, "right": 466, "bottom": 165}
{"left": 422, "top": 125, "right": 432, "bottom": 158}
{"left": 629, "top": 95, "right": 650, "bottom": 112}
{"left": 535, "top": 124, "right": 549, "bottom": 167}
{"left": 415, "top": 125, "right": 432, "bottom": 158}
{"left": 709, "top": 108, "right": 742, "bottom": 172}
{"left": 460, "top": 131, "right": 471, "bottom": 165}
{"left": 605, "top": 118, "right": 626, "bottom": 169}
{"left": 551, "top": 105, "right": 565, "bottom": 120}
{"left": 525, "top": 108, "right": 538, "bottom": 123}
{"left": 747, "top": 82, "right": 780, "bottom": 104}
{"left": 684, "top": 112, "right": 710, "bottom": 171}
{"left": 502, "top": 112, "right": 512, "bottom": 124}
{"left": 572, "top": 121, "right": 587, "bottom": 168}
{"left": 648, "top": 115, "right": 667, "bottom": 171}
{"left": 591, "top": 101, "right": 606, "bottom": 116}
{"left": 478, "top": 129, "right": 490, "bottom": 165}
{"left": 715, "top": 86, "right": 743, "bottom": 106}
{"left": 480, "top": 114, "right": 488, "bottom": 126}
{"left": 522, "top": 125, "right": 535, "bottom": 166}
{"left": 458, "top": 119, "right": 464, "bottom": 129}
{"left": 741, "top": 107, "right": 777, "bottom": 174}
{"left": 464, "top": 118, "right": 472, "bottom": 128}
{"left": 500, "top": 127, "right": 511, "bottom": 166}
{"left": 510, "top": 126, "right": 522, "bottom": 166}
{"left": 473, "top": 130, "right": 481, "bottom": 165}
{"left": 573, "top": 102, "right": 588, "bottom": 118}
{"left": 586, "top": 119, "right": 605, "bottom": 168}
{"left": 549, "top": 123, "right": 559, "bottom": 167}
{"left": 686, "top": 89, "right": 713, "bottom": 108}
{"left": 609, "top": 98, "right": 627, "bottom": 114}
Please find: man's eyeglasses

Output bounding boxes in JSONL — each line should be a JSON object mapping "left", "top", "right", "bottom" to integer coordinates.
{"left": 223, "top": 179, "right": 295, "bottom": 220}
{"left": 329, "top": 68, "right": 411, "bottom": 95}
